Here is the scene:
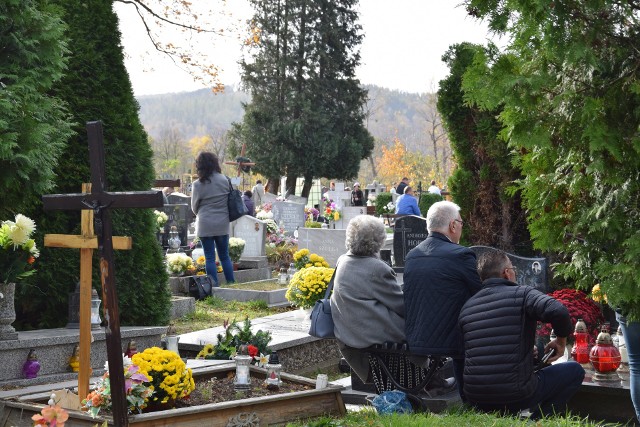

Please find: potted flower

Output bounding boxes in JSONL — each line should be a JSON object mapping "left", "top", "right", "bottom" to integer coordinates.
{"left": 196, "top": 318, "right": 272, "bottom": 362}
{"left": 0, "top": 214, "right": 40, "bottom": 338}
{"left": 285, "top": 266, "right": 334, "bottom": 310}
{"left": 153, "top": 210, "right": 168, "bottom": 233}
{"left": 538, "top": 288, "right": 604, "bottom": 344}
{"left": 292, "top": 248, "right": 329, "bottom": 271}
{"left": 131, "top": 347, "right": 195, "bottom": 410}
{"left": 165, "top": 253, "right": 194, "bottom": 276}
{"left": 229, "top": 237, "right": 246, "bottom": 268}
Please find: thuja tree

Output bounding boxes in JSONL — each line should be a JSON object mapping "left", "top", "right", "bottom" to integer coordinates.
{"left": 437, "top": 42, "right": 530, "bottom": 252}
{"left": 16, "top": 0, "right": 170, "bottom": 328}
{"left": 462, "top": 0, "right": 640, "bottom": 318}
{"left": 0, "top": 0, "right": 73, "bottom": 219}
{"left": 233, "top": 0, "right": 373, "bottom": 197}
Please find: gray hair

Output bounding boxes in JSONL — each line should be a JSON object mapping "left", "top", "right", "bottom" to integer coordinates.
{"left": 477, "top": 249, "right": 510, "bottom": 281}
{"left": 426, "top": 201, "right": 461, "bottom": 232}
{"left": 345, "top": 215, "right": 386, "bottom": 256}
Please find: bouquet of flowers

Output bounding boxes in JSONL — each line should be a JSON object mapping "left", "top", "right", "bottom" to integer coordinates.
{"left": 286, "top": 266, "right": 335, "bottom": 308}
{"left": 196, "top": 318, "right": 272, "bottom": 361}
{"left": 131, "top": 347, "right": 195, "bottom": 406}
{"left": 32, "top": 399, "right": 69, "bottom": 426}
{"left": 165, "top": 253, "right": 194, "bottom": 276}
{"left": 304, "top": 207, "right": 320, "bottom": 222}
{"left": 153, "top": 210, "right": 168, "bottom": 232}
{"left": 538, "top": 288, "right": 604, "bottom": 340}
{"left": 0, "top": 214, "right": 40, "bottom": 284}
{"left": 323, "top": 198, "right": 341, "bottom": 222}
{"left": 228, "top": 237, "right": 246, "bottom": 263}
{"left": 82, "top": 355, "right": 153, "bottom": 417}
{"left": 186, "top": 255, "right": 210, "bottom": 276}
{"left": 256, "top": 202, "right": 274, "bottom": 220}
{"left": 383, "top": 202, "right": 395, "bottom": 214}
{"left": 292, "top": 248, "right": 329, "bottom": 270}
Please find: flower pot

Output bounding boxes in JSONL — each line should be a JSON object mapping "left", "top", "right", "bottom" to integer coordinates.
{"left": 0, "top": 282, "right": 18, "bottom": 340}
{"left": 233, "top": 262, "right": 240, "bottom": 271}
{"left": 294, "top": 307, "right": 313, "bottom": 320}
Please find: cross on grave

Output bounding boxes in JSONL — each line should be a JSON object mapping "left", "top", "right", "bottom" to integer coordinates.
{"left": 225, "top": 144, "right": 255, "bottom": 191}
{"left": 44, "top": 183, "right": 133, "bottom": 402}
{"left": 42, "top": 121, "right": 163, "bottom": 427}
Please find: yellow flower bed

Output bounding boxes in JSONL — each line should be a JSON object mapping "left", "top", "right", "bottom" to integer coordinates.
{"left": 286, "top": 266, "right": 334, "bottom": 309}
{"left": 131, "top": 347, "right": 195, "bottom": 405}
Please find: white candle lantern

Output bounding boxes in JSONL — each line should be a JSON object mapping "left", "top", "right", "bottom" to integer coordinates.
{"left": 234, "top": 345, "right": 252, "bottom": 391}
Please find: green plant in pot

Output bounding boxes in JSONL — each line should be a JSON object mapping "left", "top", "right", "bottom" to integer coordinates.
{"left": 228, "top": 237, "right": 246, "bottom": 264}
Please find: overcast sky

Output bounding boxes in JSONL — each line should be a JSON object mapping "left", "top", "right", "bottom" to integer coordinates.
{"left": 115, "top": 1, "right": 495, "bottom": 96}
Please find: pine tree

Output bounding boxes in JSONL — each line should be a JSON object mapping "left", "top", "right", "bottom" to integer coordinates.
{"left": 233, "top": 0, "right": 373, "bottom": 197}
{"left": 16, "top": 0, "right": 170, "bottom": 328}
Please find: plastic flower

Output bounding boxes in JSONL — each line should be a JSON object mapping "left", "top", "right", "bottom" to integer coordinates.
{"left": 254, "top": 353, "right": 269, "bottom": 368}
{"left": 247, "top": 344, "right": 259, "bottom": 358}
{"left": 196, "top": 344, "right": 215, "bottom": 359}
{"left": 32, "top": 404, "right": 69, "bottom": 426}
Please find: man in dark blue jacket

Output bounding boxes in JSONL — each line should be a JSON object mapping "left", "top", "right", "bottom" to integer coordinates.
{"left": 459, "top": 249, "right": 584, "bottom": 419}
{"left": 403, "top": 201, "right": 482, "bottom": 400}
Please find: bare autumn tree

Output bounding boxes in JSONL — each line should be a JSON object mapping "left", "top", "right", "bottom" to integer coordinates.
{"left": 114, "top": 0, "right": 245, "bottom": 91}
{"left": 420, "top": 93, "right": 452, "bottom": 186}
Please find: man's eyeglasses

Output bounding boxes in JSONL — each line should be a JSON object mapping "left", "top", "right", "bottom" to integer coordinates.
{"left": 454, "top": 219, "right": 464, "bottom": 226}
{"left": 506, "top": 266, "right": 517, "bottom": 273}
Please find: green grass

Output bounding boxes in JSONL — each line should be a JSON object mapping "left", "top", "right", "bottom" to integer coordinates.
{"left": 286, "top": 407, "right": 620, "bottom": 426}
{"left": 173, "top": 296, "right": 293, "bottom": 335}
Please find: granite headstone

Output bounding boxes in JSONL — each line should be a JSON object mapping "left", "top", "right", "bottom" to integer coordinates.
{"left": 232, "top": 216, "right": 267, "bottom": 257}
{"left": 470, "top": 245, "right": 549, "bottom": 292}
{"left": 393, "top": 215, "right": 428, "bottom": 267}
{"left": 161, "top": 204, "right": 194, "bottom": 247}
{"left": 271, "top": 201, "right": 306, "bottom": 233}
{"left": 297, "top": 228, "right": 347, "bottom": 267}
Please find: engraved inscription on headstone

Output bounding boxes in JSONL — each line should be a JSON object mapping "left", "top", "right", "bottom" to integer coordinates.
{"left": 470, "top": 245, "right": 549, "bottom": 292}
{"left": 271, "top": 201, "right": 305, "bottom": 233}
{"left": 393, "top": 215, "right": 428, "bottom": 267}
{"left": 232, "top": 216, "right": 267, "bottom": 257}
{"left": 297, "top": 228, "right": 347, "bottom": 267}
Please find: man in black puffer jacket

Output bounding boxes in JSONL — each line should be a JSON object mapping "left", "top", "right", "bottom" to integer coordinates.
{"left": 403, "top": 201, "right": 482, "bottom": 400}
{"left": 459, "top": 249, "right": 585, "bottom": 419}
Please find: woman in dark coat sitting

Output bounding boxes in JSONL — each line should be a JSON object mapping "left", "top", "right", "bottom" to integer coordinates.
{"left": 330, "top": 215, "right": 405, "bottom": 381}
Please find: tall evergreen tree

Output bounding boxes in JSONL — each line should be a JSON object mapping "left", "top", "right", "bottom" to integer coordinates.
{"left": 437, "top": 42, "right": 530, "bottom": 252}
{"left": 0, "top": 0, "right": 73, "bottom": 219}
{"left": 16, "top": 0, "right": 170, "bottom": 328}
{"left": 463, "top": 0, "right": 640, "bottom": 318}
{"left": 233, "top": 0, "right": 373, "bottom": 197}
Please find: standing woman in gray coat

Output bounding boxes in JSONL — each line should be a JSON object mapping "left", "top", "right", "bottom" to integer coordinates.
{"left": 330, "top": 215, "right": 405, "bottom": 381}
{"left": 191, "top": 152, "right": 235, "bottom": 285}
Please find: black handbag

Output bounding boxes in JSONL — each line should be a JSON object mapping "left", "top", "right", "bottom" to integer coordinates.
{"left": 189, "top": 275, "right": 214, "bottom": 300}
{"left": 227, "top": 177, "right": 248, "bottom": 222}
{"left": 308, "top": 268, "right": 337, "bottom": 339}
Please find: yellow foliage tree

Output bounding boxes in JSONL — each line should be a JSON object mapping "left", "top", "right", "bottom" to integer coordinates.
{"left": 376, "top": 137, "right": 437, "bottom": 190}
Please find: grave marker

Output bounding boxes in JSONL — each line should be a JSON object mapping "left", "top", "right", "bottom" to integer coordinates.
{"left": 232, "top": 216, "right": 267, "bottom": 257}
{"left": 286, "top": 194, "right": 308, "bottom": 205}
{"left": 161, "top": 204, "right": 194, "bottom": 247}
{"left": 297, "top": 228, "right": 347, "bottom": 267}
{"left": 393, "top": 215, "right": 428, "bottom": 267}
{"left": 261, "top": 192, "right": 278, "bottom": 205}
{"left": 334, "top": 207, "right": 366, "bottom": 229}
{"left": 471, "top": 246, "right": 549, "bottom": 292}
{"left": 42, "top": 121, "right": 163, "bottom": 427}
{"left": 271, "top": 201, "right": 305, "bottom": 233}
{"left": 43, "top": 183, "right": 133, "bottom": 401}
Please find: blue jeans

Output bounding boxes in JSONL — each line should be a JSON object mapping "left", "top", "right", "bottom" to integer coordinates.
{"left": 200, "top": 235, "right": 234, "bottom": 286}
{"left": 617, "top": 311, "right": 640, "bottom": 423}
{"left": 473, "top": 361, "right": 584, "bottom": 419}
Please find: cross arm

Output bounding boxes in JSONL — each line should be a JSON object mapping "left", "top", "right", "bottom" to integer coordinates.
{"left": 42, "top": 191, "right": 163, "bottom": 210}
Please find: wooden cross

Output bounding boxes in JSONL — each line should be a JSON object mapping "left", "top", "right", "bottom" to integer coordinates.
{"left": 44, "top": 182, "right": 133, "bottom": 402}
{"left": 42, "top": 121, "right": 163, "bottom": 427}
{"left": 225, "top": 144, "right": 256, "bottom": 191}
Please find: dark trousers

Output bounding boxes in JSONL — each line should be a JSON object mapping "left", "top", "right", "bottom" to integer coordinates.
{"left": 474, "top": 361, "right": 584, "bottom": 419}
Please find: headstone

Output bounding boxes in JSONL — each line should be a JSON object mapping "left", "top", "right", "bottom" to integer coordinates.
{"left": 232, "top": 216, "right": 267, "bottom": 257}
{"left": 297, "top": 228, "right": 347, "bottom": 267}
{"left": 162, "top": 204, "right": 194, "bottom": 247}
{"left": 271, "top": 201, "right": 305, "bottom": 233}
{"left": 393, "top": 215, "right": 428, "bottom": 267}
{"left": 166, "top": 192, "right": 190, "bottom": 205}
{"left": 470, "top": 246, "right": 550, "bottom": 292}
{"left": 334, "top": 182, "right": 346, "bottom": 192}
{"left": 286, "top": 194, "right": 308, "bottom": 205}
{"left": 334, "top": 207, "right": 366, "bottom": 229}
{"left": 326, "top": 190, "right": 351, "bottom": 209}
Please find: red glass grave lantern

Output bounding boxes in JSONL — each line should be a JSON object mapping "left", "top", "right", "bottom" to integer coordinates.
{"left": 571, "top": 318, "right": 590, "bottom": 364}
{"left": 589, "top": 326, "right": 621, "bottom": 382}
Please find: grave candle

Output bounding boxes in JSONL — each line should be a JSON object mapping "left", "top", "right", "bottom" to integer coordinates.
{"left": 571, "top": 318, "right": 590, "bottom": 364}
{"left": 234, "top": 345, "right": 252, "bottom": 391}
{"left": 589, "top": 326, "right": 621, "bottom": 383}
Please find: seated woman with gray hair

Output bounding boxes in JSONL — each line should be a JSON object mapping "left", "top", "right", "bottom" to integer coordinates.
{"left": 330, "top": 215, "right": 405, "bottom": 381}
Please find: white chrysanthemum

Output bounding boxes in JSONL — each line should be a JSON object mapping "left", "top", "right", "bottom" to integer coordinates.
{"left": 104, "top": 354, "right": 132, "bottom": 373}
{"left": 24, "top": 239, "right": 40, "bottom": 257}
{"left": 15, "top": 214, "right": 36, "bottom": 234}
{"left": 7, "top": 224, "right": 28, "bottom": 246}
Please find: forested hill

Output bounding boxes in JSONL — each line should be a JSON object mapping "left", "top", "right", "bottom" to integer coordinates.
{"left": 137, "top": 84, "right": 436, "bottom": 152}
